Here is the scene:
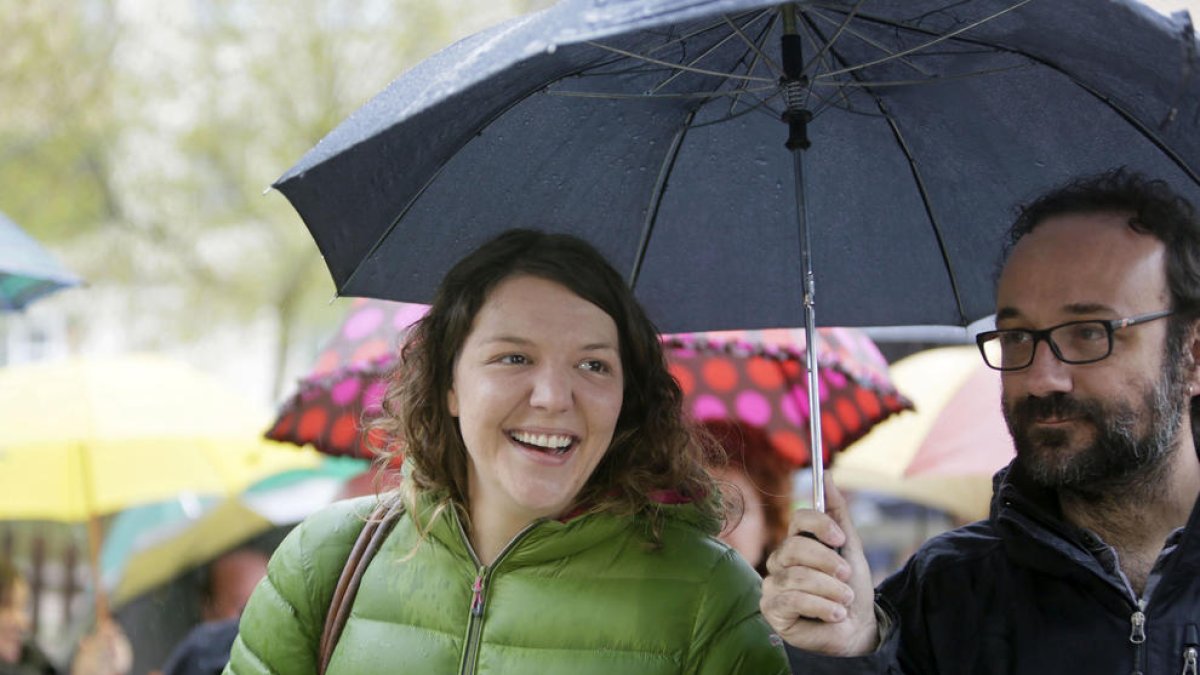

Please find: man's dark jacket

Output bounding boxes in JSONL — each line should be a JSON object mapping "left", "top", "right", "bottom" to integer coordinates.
{"left": 786, "top": 460, "right": 1200, "bottom": 674}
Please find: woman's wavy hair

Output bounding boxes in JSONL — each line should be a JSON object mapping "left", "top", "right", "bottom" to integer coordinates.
{"left": 371, "top": 229, "right": 721, "bottom": 540}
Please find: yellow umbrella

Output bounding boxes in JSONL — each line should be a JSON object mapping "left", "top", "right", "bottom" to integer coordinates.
{"left": 830, "top": 346, "right": 1015, "bottom": 523}
{"left": 0, "top": 354, "right": 320, "bottom": 616}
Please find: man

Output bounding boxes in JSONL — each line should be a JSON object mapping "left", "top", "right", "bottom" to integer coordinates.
{"left": 762, "top": 169, "right": 1200, "bottom": 673}
{"left": 157, "top": 549, "right": 268, "bottom": 675}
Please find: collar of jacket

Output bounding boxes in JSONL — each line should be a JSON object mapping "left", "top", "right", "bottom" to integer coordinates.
{"left": 409, "top": 490, "right": 710, "bottom": 568}
{"left": 988, "top": 458, "right": 1200, "bottom": 604}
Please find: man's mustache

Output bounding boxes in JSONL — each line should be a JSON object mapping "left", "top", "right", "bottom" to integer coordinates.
{"left": 1008, "top": 392, "right": 1102, "bottom": 425}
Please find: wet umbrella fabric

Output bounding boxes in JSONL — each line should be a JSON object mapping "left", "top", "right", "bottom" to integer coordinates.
{"left": 274, "top": 0, "right": 1200, "bottom": 333}
{"left": 0, "top": 210, "right": 80, "bottom": 311}
{"left": 267, "top": 299, "right": 910, "bottom": 465}
{"left": 273, "top": 0, "right": 1199, "bottom": 508}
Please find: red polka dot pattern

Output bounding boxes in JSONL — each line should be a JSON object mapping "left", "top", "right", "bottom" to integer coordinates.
{"left": 268, "top": 300, "right": 913, "bottom": 467}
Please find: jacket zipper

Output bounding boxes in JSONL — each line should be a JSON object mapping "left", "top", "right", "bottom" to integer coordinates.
{"left": 1182, "top": 624, "right": 1199, "bottom": 675}
{"left": 457, "top": 517, "right": 542, "bottom": 675}
{"left": 1129, "top": 599, "right": 1146, "bottom": 674}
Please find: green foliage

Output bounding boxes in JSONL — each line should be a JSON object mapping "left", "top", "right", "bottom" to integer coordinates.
{"left": 0, "top": 0, "right": 537, "bottom": 397}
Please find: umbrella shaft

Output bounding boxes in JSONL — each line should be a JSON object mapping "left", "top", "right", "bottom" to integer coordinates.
{"left": 791, "top": 138, "right": 826, "bottom": 514}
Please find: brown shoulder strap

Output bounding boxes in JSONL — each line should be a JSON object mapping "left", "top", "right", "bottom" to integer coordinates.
{"left": 318, "top": 501, "right": 405, "bottom": 673}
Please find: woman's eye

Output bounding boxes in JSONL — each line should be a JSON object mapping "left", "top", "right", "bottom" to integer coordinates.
{"left": 579, "top": 359, "right": 610, "bottom": 373}
{"left": 498, "top": 354, "right": 529, "bottom": 365}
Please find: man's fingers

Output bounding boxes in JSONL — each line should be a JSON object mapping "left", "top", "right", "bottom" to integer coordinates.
{"left": 760, "top": 581, "right": 853, "bottom": 625}
{"left": 785, "top": 508, "right": 846, "bottom": 548}
{"left": 766, "top": 531, "right": 851, "bottom": 581}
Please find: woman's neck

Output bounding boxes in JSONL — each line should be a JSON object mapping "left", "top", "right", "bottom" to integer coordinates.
{"left": 466, "top": 500, "right": 542, "bottom": 566}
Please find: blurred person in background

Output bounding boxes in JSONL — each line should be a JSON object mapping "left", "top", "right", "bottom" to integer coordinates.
{"left": 703, "top": 419, "right": 795, "bottom": 576}
{"left": 2, "top": 559, "right": 131, "bottom": 675}
{"left": 0, "top": 558, "right": 53, "bottom": 675}
{"left": 156, "top": 549, "right": 269, "bottom": 675}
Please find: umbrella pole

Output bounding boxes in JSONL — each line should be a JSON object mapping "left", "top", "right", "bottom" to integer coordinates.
{"left": 780, "top": 5, "right": 826, "bottom": 513}
{"left": 87, "top": 514, "right": 110, "bottom": 623}
{"left": 78, "top": 445, "right": 110, "bottom": 623}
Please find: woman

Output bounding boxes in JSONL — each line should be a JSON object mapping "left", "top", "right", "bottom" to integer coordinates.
{"left": 0, "top": 559, "right": 52, "bottom": 675}
{"left": 0, "top": 560, "right": 129, "bottom": 675}
{"left": 225, "top": 230, "right": 788, "bottom": 674}
{"left": 702, "top": 420, "right": 796, "bottom": 576}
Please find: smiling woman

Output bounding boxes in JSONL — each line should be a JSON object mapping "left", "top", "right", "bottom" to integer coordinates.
{"left": 225, "top": 230, "right": 789, "bottom": 675}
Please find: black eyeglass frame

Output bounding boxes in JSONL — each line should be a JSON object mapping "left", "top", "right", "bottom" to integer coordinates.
{"left": 975, "top": 309, "right": 1175, "bottom": 371}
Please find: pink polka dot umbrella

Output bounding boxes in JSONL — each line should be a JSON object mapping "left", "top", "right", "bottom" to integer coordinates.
{"left": 267, "top": 299, "right": 911, "bottom": 466}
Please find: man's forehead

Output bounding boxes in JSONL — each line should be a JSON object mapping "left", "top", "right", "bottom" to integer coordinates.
{"left": 997, "top": 212, "right": 1169, "bottom": 317}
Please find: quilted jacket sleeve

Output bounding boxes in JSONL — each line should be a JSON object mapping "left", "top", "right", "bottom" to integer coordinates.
{"left": 689, "top": 547, "right": 790, "bottom": 675}
{"left": 223, "top": 497, "right": 375, "bottom": 675}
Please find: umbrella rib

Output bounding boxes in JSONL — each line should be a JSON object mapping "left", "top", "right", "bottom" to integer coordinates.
{"left": 804, "top": 9, "right": 936, "bottom": 78}
{"left": 584, "top": 42, "right": 775, "bottom": 83}
{"left": 629, "top": 109, "right": 696, "bottom": 291}
{"left": 792, "top": 10, "right": 858, "bottom": 113}
{"left": 339, "top": 80, "right": 564, "bottom": 293}
{"left": 720, "top": 11, "right": 783, "bottom": 78}
{"left": 801, "top": 12, "right": 971, "bottom": 325}
{"left": 810, "top": 0, "right": 1036, "bottom": 80}
{"left": 691, "top": 92, "right": 784, "bottom": 129}
{"left": 649, "top": 12, "right": 774, "bottom": 94}
{"left": 841, "top": 9, "right": 1200, "bottom": 185}
{"left": 729, "top": 12, "right": 781, "bottom": 117}
{"left": 548, "top": 86, "right": 778, "bottom": 100}
{"left": 801, "top": 0, "right": 868, "bottom": 77}
{"left": 814, "top": 63, "right": 1034, "bottom": 89}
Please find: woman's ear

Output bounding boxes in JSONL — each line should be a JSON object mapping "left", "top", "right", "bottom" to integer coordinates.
{"left": 447, "top": 386, "right": 459, "bottom": 417}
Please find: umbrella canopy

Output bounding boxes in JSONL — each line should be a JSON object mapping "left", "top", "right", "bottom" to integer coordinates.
{"left": 267, "top": 299, "right": 911, "bottom": 464}
{"left": 273, "top": 0, "right": 1200, "bottom": 333}
{"left": 0, "top": 354, "right": 319, "bottom": 522}
{"left": 272, "top": 0, "right": 1198, "bottom": 510}
{"left": 0, "top": 210, "right": 81, "bottom": 311}
{"left": 99, "top": 456, "right": 368, "bottom": 608}
{"left": 830, "top": 345, "right": 1015, "bottom": 522}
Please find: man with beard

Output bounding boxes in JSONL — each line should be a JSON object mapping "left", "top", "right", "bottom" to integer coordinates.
{"left": 762, "top": 168, "right": 1200, "bottom": 674}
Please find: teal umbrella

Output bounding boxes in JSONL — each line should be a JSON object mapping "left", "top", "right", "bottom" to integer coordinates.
{"left": 100, "top": 455, "right": 370, "bottom": 607}
{"left": 0, "top": 211, "right": 81, "bottom": 311}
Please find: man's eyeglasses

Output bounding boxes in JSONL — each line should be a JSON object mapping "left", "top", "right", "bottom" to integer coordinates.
{"left": 975, "top": 309, "right": 1174, "bottom": 371}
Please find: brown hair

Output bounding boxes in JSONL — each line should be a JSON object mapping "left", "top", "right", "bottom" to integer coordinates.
{"left": 371, "top": 229, "right": 721, "bottom": 541}
{"left": 702, "top": 419, "right": 794, "bottom": 563}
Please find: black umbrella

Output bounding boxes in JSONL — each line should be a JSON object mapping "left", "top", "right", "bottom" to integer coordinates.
{"left": 273, "top": 0, "right": 1200, "bottom": 510}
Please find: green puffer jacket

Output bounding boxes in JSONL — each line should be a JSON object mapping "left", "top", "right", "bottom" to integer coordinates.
{"left": 225, "top": 494, "right": 788, "bottom": 674}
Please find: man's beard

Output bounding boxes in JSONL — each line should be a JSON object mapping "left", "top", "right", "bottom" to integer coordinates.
{"left": 1002, "top": 356, "right": 1188, "bottom": 495}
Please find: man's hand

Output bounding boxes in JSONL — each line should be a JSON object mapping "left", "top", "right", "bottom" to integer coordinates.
{"left": 760, "top": 478, "right": 878, "bottom": 657}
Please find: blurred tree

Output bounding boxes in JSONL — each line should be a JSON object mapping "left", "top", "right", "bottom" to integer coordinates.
{"left": 0, "top": 0, "right": 538, "bottom": 399}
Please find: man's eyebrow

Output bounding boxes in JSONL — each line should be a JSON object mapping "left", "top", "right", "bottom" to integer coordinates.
{"left": 995, "top": 303, "right": 1115, "bottom": 323}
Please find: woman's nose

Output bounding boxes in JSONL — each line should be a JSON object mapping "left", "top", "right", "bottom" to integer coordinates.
{"left": 528, "top": 365, "right": 573, "bottom": 411}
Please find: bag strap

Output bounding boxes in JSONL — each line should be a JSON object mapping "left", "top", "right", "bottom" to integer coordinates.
{"left": 318, "top": 500, "right": 405, "bottom": 673}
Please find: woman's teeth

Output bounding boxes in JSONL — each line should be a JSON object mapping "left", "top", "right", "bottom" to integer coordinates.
{"left": 511, "top": 431, "right": 574, "bottom": 454}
